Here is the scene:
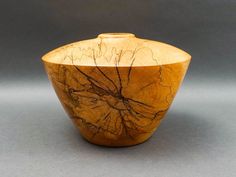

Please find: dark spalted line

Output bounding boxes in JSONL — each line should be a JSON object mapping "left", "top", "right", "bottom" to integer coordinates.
{"left": 92, "top": 49, "right": 120, "bottom": 94}
{"left": 54, "top": 46, "right": 172, "bottom": 140}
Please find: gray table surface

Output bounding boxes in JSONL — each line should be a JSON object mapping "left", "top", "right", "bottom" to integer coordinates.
{"left": 0, "top": 80, "right": 235, "bottom": 177}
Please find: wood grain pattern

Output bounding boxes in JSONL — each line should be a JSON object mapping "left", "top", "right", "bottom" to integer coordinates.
{"left": 42, "top": 33, "right": 191, "bottom": 146}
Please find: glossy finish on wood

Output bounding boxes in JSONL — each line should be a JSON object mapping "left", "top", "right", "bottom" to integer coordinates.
{"left": 42, "top": 33, "right": 191, "bottom": 146}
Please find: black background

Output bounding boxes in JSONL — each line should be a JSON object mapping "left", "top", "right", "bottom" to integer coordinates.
{"left": 0, "top": 0, "right": 235, "bottom": 81}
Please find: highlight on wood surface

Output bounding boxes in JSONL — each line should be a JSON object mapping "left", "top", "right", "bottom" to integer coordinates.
{"left": 42, "top": 33, "right": 191, "bottom": 147}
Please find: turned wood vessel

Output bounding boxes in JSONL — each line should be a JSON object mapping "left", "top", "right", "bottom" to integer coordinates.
{"left": 42, "top": 33, "right": 191, "bottom": 147}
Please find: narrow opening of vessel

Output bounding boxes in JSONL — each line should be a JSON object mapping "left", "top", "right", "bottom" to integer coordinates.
{"left": 98, "top": 33, "right": 135, "bottom": 38}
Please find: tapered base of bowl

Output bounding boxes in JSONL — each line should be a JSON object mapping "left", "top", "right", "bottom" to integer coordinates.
{"left": 75, "top": 121, "right": 161, "bottom": 147}
{"left": 80, "top": 131, "right": 155, "bottom": 147}
{"left": 80, "top": 131, "right": 154, "bottom": 147}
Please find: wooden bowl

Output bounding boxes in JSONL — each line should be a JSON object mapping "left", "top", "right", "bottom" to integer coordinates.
{"left": 42, "top": 33, "right": 191, "bottom": 147}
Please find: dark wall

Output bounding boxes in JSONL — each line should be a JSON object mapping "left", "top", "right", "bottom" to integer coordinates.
{"left": 0, "top": 0, "right": 235, "bottom": 81}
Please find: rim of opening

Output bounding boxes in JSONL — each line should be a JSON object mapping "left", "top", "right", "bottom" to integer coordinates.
{"left": 98, "top": 33, "right": 135, "bottom": 38}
